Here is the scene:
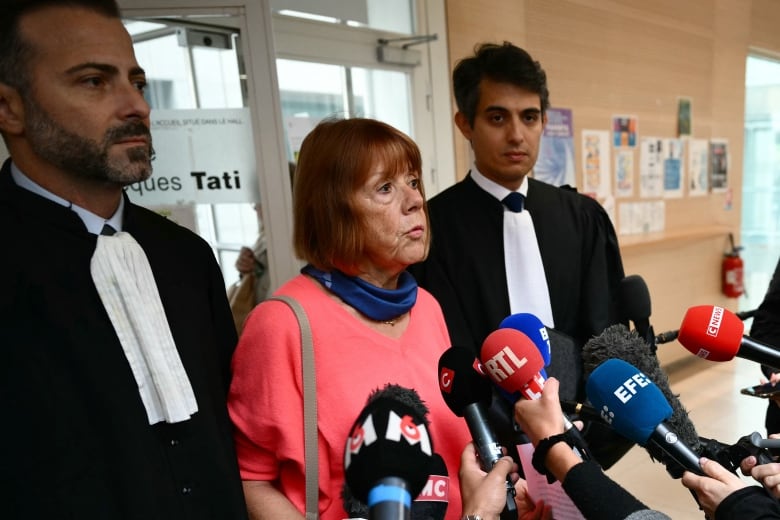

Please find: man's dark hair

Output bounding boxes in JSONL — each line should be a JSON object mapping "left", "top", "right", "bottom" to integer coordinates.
{"left": 452, "top": 41, "right": 550, "bottom": 126}
{"left": 0, "top": 0, "right": 121, "bottom": 89}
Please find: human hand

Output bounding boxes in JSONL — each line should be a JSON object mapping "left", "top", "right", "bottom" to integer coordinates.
{"left": 459, "top": 443, "right": 552, "bottom": 520}
{"left": 513, "top": 378, "right": 566, "bottom": 446}
{"left": 745, "top": 455, "right": 780, "bottom": 499}
{"left": 681, "top": 457, "right": 749, "bottom": 518}
{"left": 235, "top": 247, "right": 256, "bottom": 274}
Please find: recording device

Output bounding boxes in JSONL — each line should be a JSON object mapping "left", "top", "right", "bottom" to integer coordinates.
{"left": 480, "top": 328, "right": 590, "bottom": 460}
{"left": 698, "top": 432, "right": 776, "bottom": 475}
{"left": 438, "top": 346, "right": 517, "bottom": 519}
{"left": 741, "top": 382, "right": 780, "bottom": 398}
{"left": 619, "top": 274, "right": 656, "bottom": 352}
{"left": 344, "top": 385, "right": 434, "bottom": 520}
{"left": 585, "top": 358, "right": 704, "bottom": 476}
{"left": 678, "top": 305, "right": 780, "bottom": 371}
{"left": 342, "top": 385, "right": 449, "bottom": 520}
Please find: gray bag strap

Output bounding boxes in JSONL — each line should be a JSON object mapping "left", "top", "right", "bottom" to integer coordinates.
{"left": 269, "top": 295, "right": 318, "bottom": 519}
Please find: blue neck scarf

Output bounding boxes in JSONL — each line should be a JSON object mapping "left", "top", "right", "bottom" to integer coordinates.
{"left": 301, "top": 264, "right": 418, "bottom": 321}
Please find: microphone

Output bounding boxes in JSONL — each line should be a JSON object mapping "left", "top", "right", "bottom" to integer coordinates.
{"left": 583, "top": 323, "right": 700, "bottom": 475}
{"left": 499, "top": 313, "right": 551, "bottom": 367}
{"left": 344, "top": 385, "right": 434, "bottom": 520}
{"left": 677, "top": 305, "right": 780, "bottom": 371}
{"left": 585, "top": 358, "right": 704, "bottom": 476}
{"left": 437, "top": 346, "right": 517, "bottom": 518}
{"left": 343, "top": 385, "right": 449, "bottom": 520}
{"left": 480, "top": 328, "right": 589, "bottom": 458}
{"left": 620, "top": 274, "right": 656, "bottom": 352}
{"left": 655, "top": 308, "right": 756, "bottom": 345}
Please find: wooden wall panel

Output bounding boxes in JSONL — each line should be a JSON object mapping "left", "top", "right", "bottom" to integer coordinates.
{"left": 444, "top": 0, "right": 778, "bottom": 365}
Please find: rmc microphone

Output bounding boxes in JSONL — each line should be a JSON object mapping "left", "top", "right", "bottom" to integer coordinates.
{"left": 438, "top": 346, "right": 517, "bottom": 519}
{"left": 585, "top": 358, "right": 704, "bottom": 476}
{"left": 344, "top": 387, "right": 434, "bottom": 520}
{"left": 678, "top": 305, "right": 780, "bottom": 371}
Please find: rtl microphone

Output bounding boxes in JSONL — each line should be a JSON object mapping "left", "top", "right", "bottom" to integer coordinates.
{"left": 437, "top": 346, "right": 517, "bottom": 519}
{"left": 480, "top": 328, "right": 589, "bottom": 459}
{"left": 678, "top": 305, "right": 780, "bottom": 371}
{"left": 585, "top": 359, "right": 704, "bottom": 476}
{"left": 344, "top": 386, "right": 434, "bottom": 520}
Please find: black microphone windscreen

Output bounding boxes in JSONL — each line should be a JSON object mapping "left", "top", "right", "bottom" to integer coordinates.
{"left": 619, "top": 274, "right": 652, "bottom": 323}
{"left": 583, "top": 324, "right": 701, "bottom": 463}
{"left": 366, "top": 383, "right": 431, "bottom": 428}
{"left": 344, "top": 393, "right": 434, "bottom": 503}
{"left": 410, "top": 453, "right": 449, "bottom": 520}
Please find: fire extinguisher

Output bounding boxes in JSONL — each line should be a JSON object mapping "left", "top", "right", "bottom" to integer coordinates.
{"left": 722, "top": 232, "right": 744, "bottom": 298}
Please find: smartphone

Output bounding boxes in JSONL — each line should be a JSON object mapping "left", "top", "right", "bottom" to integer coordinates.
{"left": 741, "top": 382, "right": 780, "bottom": 398}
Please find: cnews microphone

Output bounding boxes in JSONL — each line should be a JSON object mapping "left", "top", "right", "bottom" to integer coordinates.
{"left": 678, "top": 305, "right": 780, "bottom": 371}
{"left": 344, "top": 386, "right": 434, "bottom": 520}
{"left": 480, "top": 328, "right": 589, "bottom": 459}
{"left": 585, "top": 359, "right": 704, "bottom": 476}
{"left": 655, "top": 308, "right": 757, "bottom": 346}
{"left": 437, "top": 346, "right": 517, "bottom": 518}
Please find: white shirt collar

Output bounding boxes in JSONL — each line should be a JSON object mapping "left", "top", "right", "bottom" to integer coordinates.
{"left": 469, "top": 163, "right": 529, "bottom": 201}
{"left": 10, "top": 161, "right": 124, "bottom": 234}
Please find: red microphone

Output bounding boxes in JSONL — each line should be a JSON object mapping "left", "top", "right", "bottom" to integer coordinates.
{"left": 480, "top": 328, "right": 590, "bottom": 460}
{"left": 678, "top": 305, "right": 780, "bottom": 370}
{"left": 480, "top": 328, "right": 546, "bottom": 400}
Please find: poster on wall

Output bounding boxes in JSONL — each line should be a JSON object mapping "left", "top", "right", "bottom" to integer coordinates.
{"left": 639, "top": 137, "right": 664, "bottom": 198}
{"left": 614, "top": 149, "right": 634, "bottom": 198}
{"left": 710, "top": 139, "right": 729, "bottom": 192}
{"left": 581, "top": 129, "right": 611, "bottom": 198}
{"left": 534, "top": 108, "right": 576, "bottom": 187}
{"left": 677, "top": 97, "right": 692, "bottom": 137}
{"left": 663, "top": 138, "right": 685, "bottom": 198}
{"left": 688, "top": 138, "right": 709, "bottom": 196}
{"left": 612, "top": 115, "right": 638, "bottom": 147}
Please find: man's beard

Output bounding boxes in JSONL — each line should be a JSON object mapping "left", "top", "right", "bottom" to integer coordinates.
{"left": 23, "top": 96, "right": 154, "bottom": 186}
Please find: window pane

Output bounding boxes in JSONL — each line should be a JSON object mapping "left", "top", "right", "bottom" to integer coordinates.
{"left": 270, "top": 0, "right": 415, "bottom": 34}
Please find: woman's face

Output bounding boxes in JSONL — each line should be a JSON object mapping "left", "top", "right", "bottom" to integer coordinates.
{"left": 352, "top": 161, "right": 427, "bottom": 285}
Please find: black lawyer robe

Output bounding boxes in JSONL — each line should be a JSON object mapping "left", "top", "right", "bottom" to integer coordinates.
{"left": 0, "top": 160, "right": 248, "bottom": 519}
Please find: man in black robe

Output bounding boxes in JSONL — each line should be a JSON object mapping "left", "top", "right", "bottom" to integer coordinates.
{"left": 0, "top": 1, "right": 247, "bottom": 518}
{"left": 409, "top": 42, "right": 629, "bottom": 467}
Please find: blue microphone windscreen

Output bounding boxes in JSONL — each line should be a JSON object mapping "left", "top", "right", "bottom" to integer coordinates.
{"left": 585, "top": 359, "right": 672, "bottom": 445}
{"left": 499, "top": 313, "right": 551, "bottom": 366}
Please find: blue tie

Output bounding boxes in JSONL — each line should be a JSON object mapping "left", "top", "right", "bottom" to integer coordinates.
{"left": 502, "top": 192, "right": 525, "bottom": 212}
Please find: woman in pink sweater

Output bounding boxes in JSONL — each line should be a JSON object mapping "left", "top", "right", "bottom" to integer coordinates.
{"left": 228, "top": 118, "right": 472, "bottom": 520}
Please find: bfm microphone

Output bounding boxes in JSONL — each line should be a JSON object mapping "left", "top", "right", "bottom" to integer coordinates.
{"left": 343, "top": 385, "right": 448, "bottom": 520}
{"left": 619, "top": 274, "right": 656, "bottom": 352}
{"left": 480, "top": 328, "right": 589, "bottom": 459}
{"left": 585, "top": 359, "right": 704, "bottom": 476}
{"left": 344, "top": 386, "right": 434, "bottom": 520}
{"left": 437, "top": 346, "right": 517, "bottom": 519}
{"left": 678, "top": 305, "right": 780, "bottom": 371}
{"left": 499, "top": 313, "right": 551, "bottom": 366}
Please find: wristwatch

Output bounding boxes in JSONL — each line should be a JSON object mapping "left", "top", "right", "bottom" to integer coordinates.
{"left": 461, "top": 516, "right": 483, "bottom": 520}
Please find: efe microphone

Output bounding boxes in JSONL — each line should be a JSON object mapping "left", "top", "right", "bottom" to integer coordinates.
{"left": 344, "top": 385, "right": 434, "bottom": 520}
{"left": 678, "top": 305, "right": 780, "bottom": 371}
{"left": 585, "top": 359, "right": 704, "bottom": 476}
{"left": 438, "top": 346, "right": 517, "bottom": 519}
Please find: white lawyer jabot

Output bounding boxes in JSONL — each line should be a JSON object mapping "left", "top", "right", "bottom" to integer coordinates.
{"left": 91, "top": 231, "right": 198, "bottom": 424}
